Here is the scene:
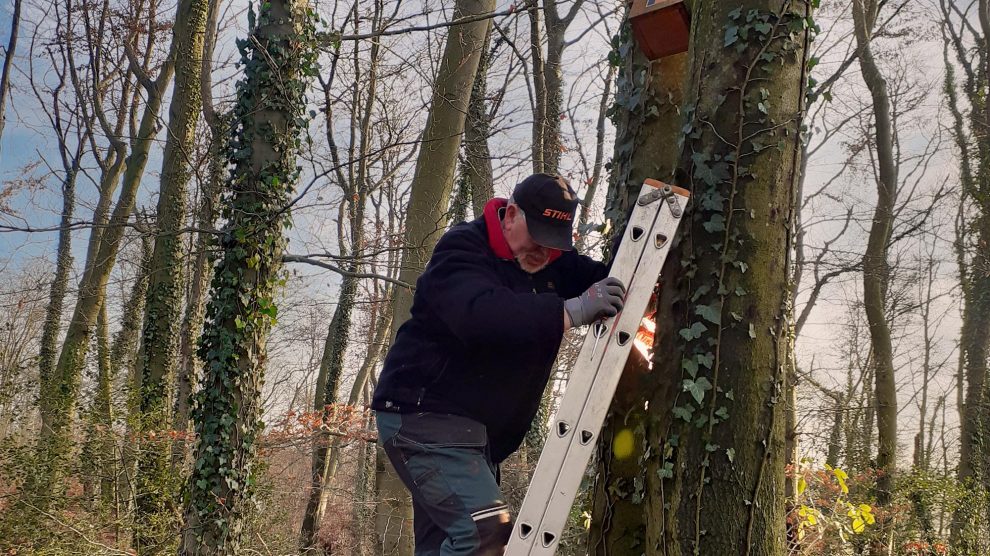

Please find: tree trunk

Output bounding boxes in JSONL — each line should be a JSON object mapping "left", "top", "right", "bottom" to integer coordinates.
{"left": 132, "top": 0, "right": 211, "bottom": 548}
{"left": 33, "top": 52, "right": 175, "bottom": 506}
{"left": 37, "top": 157, "right": 78, "bottom": 436}
{"left": 644, "top": 2, "right": 809, "bottom": 554}
{"left": 540, "top": 4, "right": 567, "bottom": 175}
{"left": 171, "top": 0, "right": 225, "bottom": 470}
{"left": 464, "top": 24, "right": 494, "bottom": 218}
{"left": 589, "top": 17, "right": 688, "bottom": 553}
{"left": 852, "top": 0, "right": 898, "bottom": 509}
{"left": 95, "top": 304, "right": 115, "bottom": 508}
{"left": 374, "top": 1, "right": 495, "bottom": 553}
{"left": 574, "top": 64, "right": 614, "bottom": 254}
{"left": 0, "top": 0, "right": 22, "bottom": 156}
{"left": 825, "top": 396, "right": 844, "bottom": 467}
{"left": 116, "top": 226, "right": 155, "bottom": 524}
{"left": 178, "top": 0, "right": 316, "bottom": 551}
{"left": 529, "top": 7, "right": 547, "bottom": 174}
{"left": 941, "top": 0, "right": 990, "bottom": 548}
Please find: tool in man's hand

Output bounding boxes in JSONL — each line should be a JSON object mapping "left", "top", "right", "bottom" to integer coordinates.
{"left": 589, "top": 320, "right": 608, "bottom": 360}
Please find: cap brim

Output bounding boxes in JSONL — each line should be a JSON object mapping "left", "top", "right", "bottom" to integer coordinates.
{"left": 527, "top": 217, "right": 574, "bottom": 251}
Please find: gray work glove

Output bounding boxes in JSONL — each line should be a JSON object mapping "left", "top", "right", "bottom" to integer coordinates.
{"left": 564, "top": 277, "right": 626, "bottom": 327}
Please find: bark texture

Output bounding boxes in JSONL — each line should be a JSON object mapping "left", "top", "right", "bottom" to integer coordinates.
{"left": 643, "top": 2, "right": 809, "bottom": 554}
{"left": 133, "top": 0, "right": 211, "bottom": 549}
{"left": 590, "top": 19, "right": 688, "bottom": 553}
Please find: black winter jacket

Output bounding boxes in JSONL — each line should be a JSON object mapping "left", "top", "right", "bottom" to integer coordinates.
{"left": 371, "top": 200, "right": 607, "bottom": 463}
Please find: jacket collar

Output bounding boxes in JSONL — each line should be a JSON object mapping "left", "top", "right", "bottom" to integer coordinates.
{"left": 484, "top": 198, "right": 515, "bottom": 260}
{"left": 483, "top": 198, "right": 563, "bottom": 264}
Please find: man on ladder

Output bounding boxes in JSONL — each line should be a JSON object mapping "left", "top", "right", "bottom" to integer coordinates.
{"left": 372, "top": 173, "right": 626, "bottom": 555}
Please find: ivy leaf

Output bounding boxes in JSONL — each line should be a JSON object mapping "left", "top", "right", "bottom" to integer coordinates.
{"left": 715, "top": 406, "right": 730, "bottom": 420}
{"left": 658, "top": 461, "right": 674, "bottom": 479}
{"left": 683, "top": 358, "right": 699, "bottom": 378}
{"left": 683, "top": 377, "right": 713, "bottom": 404}
{"left": 695, "top": 414, "right": 709, "bottom": 428}
{"left": 696, "top": 303, "right": 722, "bottom": 325}
{"left": 749, "top": 323, "right": 757, "bottom": 338}
{"left": 727, "top": 448, "right": 736, "bottom": 463}
{"left": 724, "top": 25, "right": 739, "bottom": 47}
{"left": 703, "top": 214, "right": 726, "bottom": 233}
{"left": 679, "top": 322, "right": 708, "bottom": 341}
{"left": 672, "top": 404, "right": 695, "bottom": 422}
{"left": 697, "top": 353, "right": 714, "bottom": 369}
{"left": 700, "top": 190, "right": 726, "bottom": 212}
{"left": 691, "top": 284, "right": 711, "bottom": 302}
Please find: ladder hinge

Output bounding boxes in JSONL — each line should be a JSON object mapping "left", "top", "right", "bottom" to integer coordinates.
{"left": 637, "top": 184, "right": 683, "bottom": 219}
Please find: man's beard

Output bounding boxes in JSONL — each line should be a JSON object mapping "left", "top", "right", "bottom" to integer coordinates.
{"left": 517, "top": 251, "right": 550, "bottom": 274}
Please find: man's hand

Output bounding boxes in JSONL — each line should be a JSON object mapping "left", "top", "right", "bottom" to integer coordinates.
{"left": 563, "top": 277, "right": 626, "bottom": 328}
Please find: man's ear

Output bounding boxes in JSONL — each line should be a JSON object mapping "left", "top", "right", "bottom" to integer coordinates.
{"left": 503, "top": 204, "right": 518, "bottom": 227}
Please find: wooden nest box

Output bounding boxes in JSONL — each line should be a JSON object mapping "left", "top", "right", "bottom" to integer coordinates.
{"left": 629, "top": 0, "right": 691, "bottom": 60}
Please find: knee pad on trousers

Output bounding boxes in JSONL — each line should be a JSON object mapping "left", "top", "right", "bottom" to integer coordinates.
{"left": 472, "top": 504, "right": 512, "bottom": 556}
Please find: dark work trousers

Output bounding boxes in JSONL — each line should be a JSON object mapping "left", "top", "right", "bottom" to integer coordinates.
{"left": 376, "top": 411, "right": 513, "bottom": 555}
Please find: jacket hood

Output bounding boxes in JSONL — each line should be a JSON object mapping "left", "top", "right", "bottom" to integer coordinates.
{"left": 483, "top": 198, "right": 563, "bottom": 264}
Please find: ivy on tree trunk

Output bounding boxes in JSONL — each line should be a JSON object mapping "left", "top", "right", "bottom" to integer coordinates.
{"left": 178, "top": 1, "right": 319, "bottom": 552}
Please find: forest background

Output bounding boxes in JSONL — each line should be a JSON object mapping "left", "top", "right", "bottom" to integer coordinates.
{"left": 0, "top": 0, "right": 988, "bottom": 554}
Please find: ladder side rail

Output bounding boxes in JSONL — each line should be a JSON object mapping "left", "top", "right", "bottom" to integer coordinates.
{"left": 527, "top": 193, "right": 687, "bottom": 554}
{"left": 506, "top": 182, "right": 665, "bottom": 554}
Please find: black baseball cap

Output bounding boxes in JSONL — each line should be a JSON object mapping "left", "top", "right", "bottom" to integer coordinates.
{"left": 512, "top": 173, "right": 580, "bottom": 251}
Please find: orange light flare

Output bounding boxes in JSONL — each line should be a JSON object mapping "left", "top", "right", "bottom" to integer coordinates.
{"left": 633, "top": 310, "right": 656, "bottom": 365}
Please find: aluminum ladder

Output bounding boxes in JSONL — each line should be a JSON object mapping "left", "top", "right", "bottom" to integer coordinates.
{"left": 505, "top": 179, "right": 690, "bottom": 556}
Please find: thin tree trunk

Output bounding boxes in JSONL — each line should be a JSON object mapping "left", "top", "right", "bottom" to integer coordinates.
{"left": 178, "top": 0, "right": 316, "bottom": 551}
{"left": 463, "top": 24, "right": 494, "bottom": 218}
{"left": 95, "top": 304, "right": 115, "bottom": 509}
{"left": 529, "top": 7, "right": 546, "bottom": 174}
{"left": 0, "top": 0, "right": 22, "bottom": 157}
{"left": 574, "top": 64, "right": 614, "bottom": 254}
{"left": 852, "top": 0, "right": 898, "bottom": 509}
{"left": 540, "top": 4, "right": 566, "bottom": 175}
{"left": 37, "top": 158, "right": 78, "bottom": 435}
{"left": 825, "top": 396, "right": 844, "bottom": 468}
{"left": 116, "top": 225, "right": 155, "bottom": 527}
